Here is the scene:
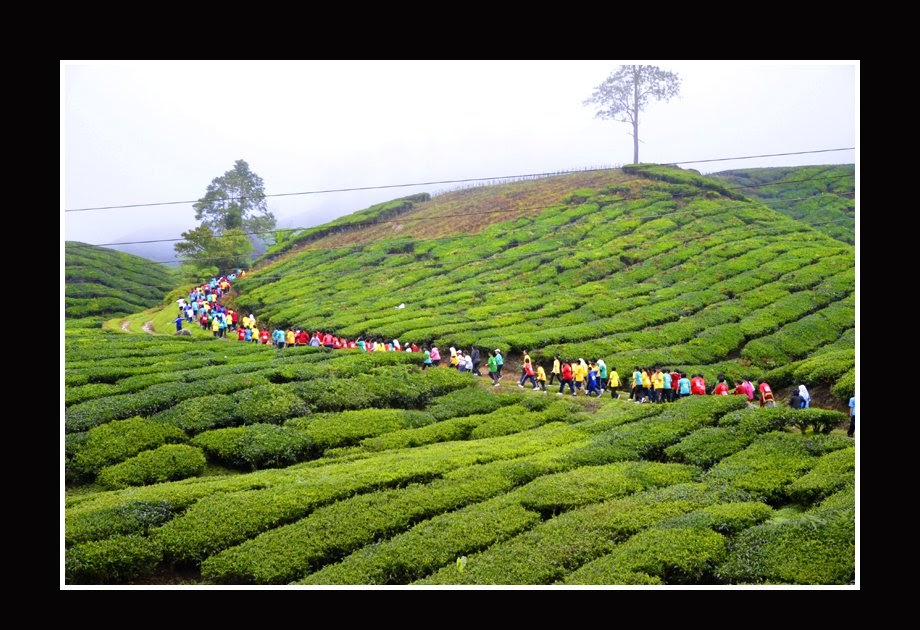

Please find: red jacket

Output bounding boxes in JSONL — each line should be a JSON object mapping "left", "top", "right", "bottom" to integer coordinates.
{"left": 561, "top": 363, "right": 573, "bottom": 380}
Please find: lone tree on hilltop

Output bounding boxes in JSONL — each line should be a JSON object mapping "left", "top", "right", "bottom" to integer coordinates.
{"left": 583, "top": 65, "right": 681, "bottom": 164}
{"left": 175, "top": 159, "right": 275, "bottom": 278}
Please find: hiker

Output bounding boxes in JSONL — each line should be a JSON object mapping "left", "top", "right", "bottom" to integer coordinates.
{"left": 470, "top": 346, "right": 481, "bottom": 376}
{"left": 549, "top": 355, "right": 561, "bottom": 385}
{"left": 557, "top": 360, "right": 575, "bottom": 395}
{"left": 488, "top": 351, "right": 499, "bottom": 386}
{"left": 608, "top": 366, "right": 621, "bottom": 399}
{"left": 535, "top": 363, "right": 547, "bottom": 392}
{"left": 757, "top": 379, "right": 775, "bottom": 407}
{"left": 798, "top": 384, "right": 811, "bottom": 408}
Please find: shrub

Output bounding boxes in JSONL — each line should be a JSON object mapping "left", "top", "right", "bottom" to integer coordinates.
{"left": 65, "top": 500, "right": 178, "bottom": 547}
{"left": 234, "top": 384, "right": 310, "bottom": 425}
{"left": 593, "top": 527, "right": 727, "bottom": 584}
{"left": 69, "top": 416, "right": 187, "bottom": 482}
{"left": 96, "top": 444, "right": 207, "bottom": 490}
{"left": 664, "top": 427, "right": 755, "bottom": 469}
{"left": 715, "top": 487, "right": 855, "bottom": 584}
{"left": 515, "top": 461, "right": 699, "bottom": 517}
{"left": 65, "top": 535, "right": 163, "bottom": 584}
{"left": 191, "top": 424, "right": 314, "bottom": 470}
{"left": 150, "top": 394, "right": 240, "bottom": 435}
{"left": 703, "top": 432, "right": 818, "bottom": 503}
{"left": 286, "top": 409, "right": 433, "bottom": 453}
{"left": 786, "top": 447, "right": 855, "bottom": 505}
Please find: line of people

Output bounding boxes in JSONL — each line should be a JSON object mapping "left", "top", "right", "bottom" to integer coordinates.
{"left": 171, "top": 275, "right": 808, "bottom": 412}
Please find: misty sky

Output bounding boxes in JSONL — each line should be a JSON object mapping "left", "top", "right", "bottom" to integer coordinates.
{"left": 62, "top": 60, "right": 858, "bottom": 261}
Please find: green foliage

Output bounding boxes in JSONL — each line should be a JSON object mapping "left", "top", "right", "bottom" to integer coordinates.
{"left": 299, "top": 494, "right": 542, "bottom": 585}
{"left": 63, "top": 165, "right": 856, "bottom": 585}
{"left": 233, "top": 384, "right": 309, "bottom": 425}
{"left": 96, "top": 444, "right": 207, "bottom": 490}
{"left": 65, "top": 535, "right": 163, "bottom": 585}
{"left": 65, "top": 242, "right": 178, "bottom": 318}
{"left": 191, "top": 424, "right": 313, "bottom": 470}
{"left": 786, "top": 447, "right": 855, "bottom": 505}
{"left": 703, "top": 432, "right": 820, "bottom": 503}
{"left": 285, "top": 408, "right": 433, "bottom": 454}
{"left": 515, "top": 461, "right": 699, "bottom": 516}
{"left": 66, "top": 500, "right": 178, "bottom": 547}
{"left": 567, "top": 527, "right": 727, "bottom": 585}
{"left": 831, "top": 368, "right": 855, "bottom": 401}
{"left": 664, "top": 427, "right": 755, "bottom": 469}
{"left": 69, "top": 416, "right": 187, "bottom": 482}
{"left": 715, "top": 487, "right": 855, "bottom": 584}
{"left": 150, "top": 394, "right": 240, "bottom": 435}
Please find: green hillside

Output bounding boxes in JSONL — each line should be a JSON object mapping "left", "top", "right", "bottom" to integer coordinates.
{"left": 709, "top": 165, "right": 855, "bottom": 245}
{"left": 233, "top": 164, "right": 855, "bottom": 402}
{"left": 63, "top": 164, "right": 857, "bottom": 586}
{"left": 65, "top": 242, "right": 178, "bottom": 319}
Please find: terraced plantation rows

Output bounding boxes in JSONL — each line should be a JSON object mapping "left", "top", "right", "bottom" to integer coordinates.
{"left": 65, "top": 242, "right": 178, "bottom": 320}
{"left": 233, "top": 165, "right": 854, "bottom": 404}
{"left": 64, "top": 164, "right": 856, "bottom": 586}
{"left": 64, "top": 334, "right": 854, "bottom": 585}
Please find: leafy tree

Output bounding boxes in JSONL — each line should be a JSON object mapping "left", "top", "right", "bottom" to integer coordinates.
{"left": 584, "top": 65, "right": 681, "bottom": 164}
{"left": 176, "top": 159, "right": 274, "bottom": 274}
{"left": 175, "top": 225, "right": 253, "bottom": 278}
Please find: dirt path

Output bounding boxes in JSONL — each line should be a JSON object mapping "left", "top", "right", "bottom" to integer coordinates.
{"left": 142, "top": 321, "right": 154, "bottom": 334}
{"left": 121, "top": 320, "right": 131, "bottom": 332}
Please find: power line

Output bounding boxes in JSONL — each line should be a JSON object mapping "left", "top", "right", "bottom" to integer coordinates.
{"left": 66, "top": 171, "right": 855, "bottom": 250}
{"left": 71, "top": 188, "right": 856, "bottom": 265}
{"left": 63, "top": 147, "right": 855, "bottom": 213}
{"left": 139, "top": 210, "right": 853, "bottom": 269}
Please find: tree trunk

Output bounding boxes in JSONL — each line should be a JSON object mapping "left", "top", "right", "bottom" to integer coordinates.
{"left": 633, "top": 72, "right": 640, "bottom": 163}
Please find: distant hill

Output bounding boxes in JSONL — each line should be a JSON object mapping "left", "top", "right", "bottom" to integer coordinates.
{"left": 709, "top": 165, "right": 855, "bottom": 245}
{"left": 64, "top": 242, "right": 179, "bottom": 318}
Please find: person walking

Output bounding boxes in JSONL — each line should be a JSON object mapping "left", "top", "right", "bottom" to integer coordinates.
{"left": 536, "top": 364, "right": 547, "bottom": 392}
{"left": 596, "top": 359, "right": 608, "bottom": 396}
{"left": 608, "top": 366, "right": 621, "bottom": 399}
{"left": 661, "top": 368, "right": 673, "bottom": 402}
{"left": 557, "top": 360, "right": 575, "bottom": 395}
{"left": 430, "top": 346, "right": 441, "bottom": 366}
{"left": 798, "top": 384, "right": 811, "bottom": 408}
{"left": 520, "top": 358, "right": 538, "bottom": 389}
{"left": 586, "top": 362, "right": 601, "bottom": 396}
{"left": 422, "top": 347, "right": 432, "bottom": 370}
{"left": 848, "top": 396, "right": 855, "bottom": 438}
{"left": 488, "top": 350, "right": 499, "bottom": 386}
{"left": 519, "top": 351, "right": 533, "bottom": 387}
{"left": 549, "top": 355, "right": 561, "bottom": 386}
{"left": 757, "top": 379, "right": 775, "bottom": 408}
{"left": 470, "top": 346, "right": 481, "bottom": 376}
{"left": 494, "top": 349, "right": 504, "bottom": 379}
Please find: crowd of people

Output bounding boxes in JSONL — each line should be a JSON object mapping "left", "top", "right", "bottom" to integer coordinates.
{"left": 170, "top": 274, "right": 821, "bottom": 413}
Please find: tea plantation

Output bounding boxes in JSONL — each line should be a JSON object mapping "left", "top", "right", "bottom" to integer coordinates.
{"left": 63, "top": 164, "right": 856, "bottom": 586}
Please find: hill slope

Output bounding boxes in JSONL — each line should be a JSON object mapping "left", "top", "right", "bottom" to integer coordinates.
{"left": 232, "top": 164, "right": 854, "bottom": 401}
{"left": 64, "top": 165, "right": 856, "bottom": 586}
{"left": 65, "top": 242, "right": 179, "bottom": 319}
{"left": 708, "top": 165, "right": 855, "bottom": 245}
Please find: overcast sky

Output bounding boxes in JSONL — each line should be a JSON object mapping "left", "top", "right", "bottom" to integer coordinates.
{"left": 61, "top": 60, "right": 858, "bottom": 261}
